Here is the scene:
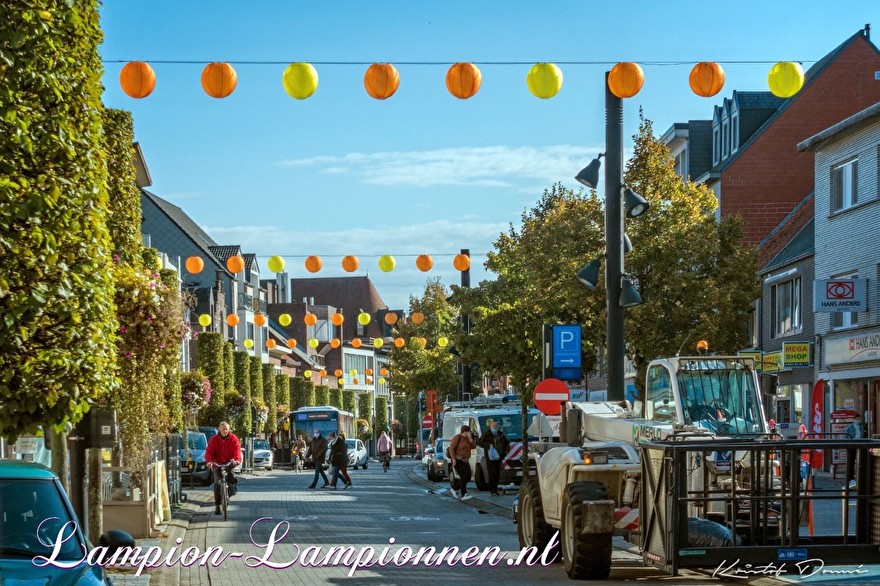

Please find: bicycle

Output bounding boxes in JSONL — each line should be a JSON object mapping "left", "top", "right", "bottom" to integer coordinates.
{"left": 380, "top": 451, "right": 391, "bottom": 473}
{"left": 214, "top": 460, "right": 237, "bottom": 521}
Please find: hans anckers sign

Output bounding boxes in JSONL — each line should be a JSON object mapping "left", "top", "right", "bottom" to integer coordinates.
{"left": 813, "top": 279, "right": 867, "bottom": 312}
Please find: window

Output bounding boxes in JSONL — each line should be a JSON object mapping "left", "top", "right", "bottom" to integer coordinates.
{"left": 646, "top": 366, "right": 675, "bottom": 422}
{"left": 746, "top": 305, "right": 759, "bottom": 348}
{"left": 831, "top": 159, "right": 858, "bottom": 212}
{"left": 831, "top": 272, "right": 858, "bottom": 329}
{"left": 712, "top": 127, "right": 720, "bottom": 165}
{"left": 731, "top": 114, "right": 739, "bottom": 153}
{"left": 771, "top": 276, "right": 801, "bottom": 337}
{"left": 722, "top": 120, "right": 729, "bottom": 159}
{"left": 674, "top": 148, "right": 688, "bottom": 179}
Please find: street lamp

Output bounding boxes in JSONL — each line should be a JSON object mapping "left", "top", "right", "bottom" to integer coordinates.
{"left": 574, "top": 72, "right": 648, "bottom": 402}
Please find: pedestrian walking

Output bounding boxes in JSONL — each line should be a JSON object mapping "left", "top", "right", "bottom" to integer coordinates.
{"left": 326, "top": 431, "right": 348, "bottom": 489}
{"left": 306, "top": 429, "right": 329, "bottom": 489}
{"left": 448, "top": 424, "right": 476, "bottom": 501}
{"left": 338, "top": 432, "right": 353, "bottom": 489}
{"left": 479, "top": 419, "right": 510, "bottom": 496}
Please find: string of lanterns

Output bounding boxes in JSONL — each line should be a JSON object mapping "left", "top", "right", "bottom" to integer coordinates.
{"left": 184, "top": 253, "right": 472, "bottom": 276}
{"left": 118, "top": 60, "right": 805, "bottom": 101}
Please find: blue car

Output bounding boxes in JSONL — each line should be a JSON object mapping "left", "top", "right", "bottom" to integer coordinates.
{"left": 0, "top": 459, "right": 134, "bottom": 584}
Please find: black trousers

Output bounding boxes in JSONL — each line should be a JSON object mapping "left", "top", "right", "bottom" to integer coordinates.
{"left": 486, "top": 459, "right": 502, "bottom": 492}
{"left": 452, "top": 460, "right": 472, "bottom": 495}
{"left": 212, "top": 464, "right": 236, "bottom": 506}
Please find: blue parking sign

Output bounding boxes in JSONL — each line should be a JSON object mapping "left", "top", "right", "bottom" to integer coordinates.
{"left": 552, "top": 325, "right": 581, "bottom": 369}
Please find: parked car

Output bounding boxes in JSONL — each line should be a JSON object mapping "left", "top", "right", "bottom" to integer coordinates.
{"left": 347, "top": 438, "right": 368, "bottom": 469}
{"left": 427, "top": 438, "right": 447, "bottom": 482}
{"left": 0, "top": 459, "right": 135, "bottom": 584}
{"left": 180, "top": 430, "right": 211, "bottom": 485}
{"left": 421, "top": 445, "right": 435, "bottom": 468}
{"left": 252, "top": 438, "right": 274, "bottom": 470}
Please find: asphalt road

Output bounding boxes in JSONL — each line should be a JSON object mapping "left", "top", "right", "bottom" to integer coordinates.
{"left": 118, "top": 458, "right": 795, "bottom": 585}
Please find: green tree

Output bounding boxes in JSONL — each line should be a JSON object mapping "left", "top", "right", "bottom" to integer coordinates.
{"left": 197, "top": 333, "right": 226, "bottom": 406}
{"left": 375, "top": 397, "right": 389, "bottom": 436}
{"left": 275, "top": 373, "right": 290, "bottom": 412}
{"left": 0, "top": 1, "right": 118, "bottom": 440}
{"left": 329, "top": 387, "right": 343, "bottom": 409}
{"left": 315, "top": 385, "right": 329, "bottom": 406}
{"left": 262, "top": 364, "right": 276, "bottom": 434}
{"left": 621, "top": 116, "right": 760, "bottom": 394}
{"left": 223, "top": 342, "right": 234, "bottom": 395}
{"left": 358, "top": 393, "right": 372, "bottom": 423}
{"left": 342, "top": 390, "right": 355, "bottom": 414}
{"left": 249, "top": 356, "right": 263, "bottom": 403}
{"left": 233, "top": 351, "right": 251, "bottom": 433}
{"left": 387, "top": 279, "right": 459, "bottom": 399}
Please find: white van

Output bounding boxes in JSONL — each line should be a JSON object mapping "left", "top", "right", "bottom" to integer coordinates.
{"left": 441, "top": 406, "right": 540, "bottom": 491}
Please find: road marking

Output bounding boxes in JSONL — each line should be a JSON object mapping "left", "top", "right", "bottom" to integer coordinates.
{"left": 390, "top": 516, "right": 439, "bottom": 521}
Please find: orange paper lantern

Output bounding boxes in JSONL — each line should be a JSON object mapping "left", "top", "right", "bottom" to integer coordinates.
{"left": 331, "top": 313, "right": 344, "bottom": 326}
{"left": 304, "top": 313, "right": 317, "bottom": 326}
{"left": 266, "top": 339, "right": 276, "bottom": 349}
{"left": 394, "top": 337, "right": 405, "bottom": 348}
{"left": 185, "top": 256, "right": 204, "bottom": 274}
{"left": 305, "top": 255, "right": 323, "bottom": 273}
{"left": 351, "top": 338, "right": 362, "bottom": 348}
{"left": 286, "top": 338, "right": 297, "bottom": 348}
{"left": 415, "top": 254, "right": 433, "bottom": 272}
{"left": 254, "top": 313, "right": 267, "bottom": 327}
{"left": 418, "top": 337, "right": 427, "bottom": 347}
{"left": 453, "top": 254, "right": 471, "bottom": 271}
{"left": 380, "top": 367, "right": 389, "bottom": 377}
{"left": 607, "top": 62, "right": 644, "bottom": 98}
{"left": 353, "top": 378, "right": 360, "bottom": 385}
{"left": 385, "top": 313, "right": 398, "bottom": 325}
{"left": 201, "top": 62, "right": 238, "bottom": 98}
{"left": 446, "top": 62, "right": 482, "bottom": 99}
{"left": 410, "top": 311, "right": 425, "bottom": 325}
{"left": 365, "top": 368, "right": 373, "bottom": 376}
{"left": 226, "top": 255, "right": 245, "bottom": 274}
{"left": 330, "top": 338, "right": 341, "bottom": 348}
{"left": 689, "top": 62, "right": 725, "bottom": 97}
{"left": 226, "top": 314, "right": 239, "bottom": 327}
{"left": 119, "top": 61, "right": 156, "bottom": 98}
{"left": 319, "top": 370, "right": 327, "bottom": 378}
{"left": 364, "top": 63, "right": 400, "bottom": 99}
{"left": 335, "top": 369, "right": 343, "bottom": 377}
{"left": 341, "top": 255, "right": 359, "bottom": 272}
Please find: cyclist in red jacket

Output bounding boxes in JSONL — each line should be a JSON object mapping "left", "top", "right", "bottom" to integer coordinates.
{"left": 205, "top": 421, "right": 243, "bottom": 515}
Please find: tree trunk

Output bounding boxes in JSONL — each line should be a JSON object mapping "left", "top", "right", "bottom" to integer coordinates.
{"left": 49, "top": 427, "right": 69, "bottom": 495}
{"left": 88, "top": 449, "right": 103, "bottom": 540}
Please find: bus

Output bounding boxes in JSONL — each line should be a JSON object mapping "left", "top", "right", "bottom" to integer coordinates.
{"left": 288, "top": 406, "right": 355, "bottom": 444}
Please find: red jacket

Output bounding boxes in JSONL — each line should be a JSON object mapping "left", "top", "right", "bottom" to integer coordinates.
{"left": 206, "top": 432, "right": 242, "bottom": 466}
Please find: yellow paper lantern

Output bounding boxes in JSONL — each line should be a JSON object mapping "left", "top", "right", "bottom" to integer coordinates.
{"left": 282, "top": 62, "right": 319, "bottom": 99}
{"left": 364, "top": 63, "right": 400, "bottom": 100}
{"left": 341, "top": 255, "right": 359, "bottom": 272}
{"left": 267, "top": 255, "right": 285, "bottom": 273}
{"left": 338, "top": 378, "right": 345, "bottom": 385}
{"left": 266, "top": 339, "right": 276, "bottom": 349}
{"left": 415, "top": 254, "right": 433, "bottom": 272}
{"left": 185, "top": 256, "right": 204, "bottom": 274}
{"left": 331, "top": 313, "right": 344, "bottom": 326}
{"left": 304, "top": 313, "right": 317, "bottom": 326}
{"left": 279, "top": 313, "right": 292, "bottom": 327}
{"left": 120, "top": 61, "right": 156, "bottom": 99}
{"left": 304, "top": 370, "right": 312, "bottom": 378}
{"left": 198, "top": 314, "right": 211, "bottom": 327}
{"left": 446, "top": 62, "right": 482, "bottom": 99}
{"left": 394, "top": 337, "right": 405, "bottom": 348}
{"left": 357, "top": 312, "right": 371, "bottom": 326}
{"left": 453, "top": 254, "right": 471, "bottom": 271}
{"left": 385, "top": 312, "right": 398, "bottom": 325}
{"left": 226, "top": 255, "right": 245, "bottom": 274}
{"left": 254, "top": 313, "right": 267, "bottom": 327}
{"left": 767, "top": 62, "right": 805, "bottom": 98}
{"left": 438, "top": 336, "right": 449, "bottom": 348}
{"left": 373, "top": 338, "right": 384, "bottom": 348}
{"left": 608, "top": 62, "right": 644, "bottom": 99}
{"left": 330, "top": 338, "right": 340, "bottom": 348}
{"left": 378, "top": 255, "right": 396, "bottom": 272}
{"left": 688, "top": 62, "right": 725, "bottom": 97}
{"left": 243, "top": 339, "right": 254, "bottom": 349}
{"left": 410, "top": 311, "right": 425, "bottom": 325}
{"left": 351, "top": 338, "right": 362, "bottom": 348}
{"left": 380, "top": 367, "right": 389, "bottom": 377}
{"left": 308, "top": 338, "right": 319, "bottom": 348}
{"left": 526, "top": 63, "right": 563, "bottom": 99}
{"left": 305, "top": 255, "right": 323, "bottom": 273}
{"left": 286, "top": 338, "right": 297, "bottom": 348}
{"left": 201, "top": 62, "right": 238, "bottom": 98}
{"left": 349, "top": 369, "right": 358, "bottom": 377}
{"left": 226, "top": 314, "right": 239, "bottom": 327}
{"left": 378, "top": 377, "right": 386, "bottom": 385}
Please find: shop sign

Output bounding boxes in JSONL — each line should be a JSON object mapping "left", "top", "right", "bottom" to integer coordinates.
{"left": 813, "top": 278, "right": 867, "bottom": 312}
{"left": 825, "top": 328, "right": 880, "bottom": 365}
{"left": 783, "top": 342, "right": 811, "bottom": 368}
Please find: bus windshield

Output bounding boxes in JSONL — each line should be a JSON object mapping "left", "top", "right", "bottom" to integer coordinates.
{"left": 677, "top": 359, "right": 764, "bottom": 435}
{"left": 289, "top": 407, "right": 354, "bottom": 441}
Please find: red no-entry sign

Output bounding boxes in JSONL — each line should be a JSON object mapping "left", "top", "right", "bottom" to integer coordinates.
{"left": 422, "top": 415, "right": 432, "bottom": 429}
{"left": 533, "top": 378, "right": 570, "bottom": 416}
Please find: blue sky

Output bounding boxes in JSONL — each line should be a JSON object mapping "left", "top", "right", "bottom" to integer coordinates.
{"left": 99, "top": 1, "right": 878, "bottom": 309}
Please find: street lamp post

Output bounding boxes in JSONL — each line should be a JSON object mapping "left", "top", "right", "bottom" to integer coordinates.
{"left": 575, "top": 72, "right": 648, "bottom": 403}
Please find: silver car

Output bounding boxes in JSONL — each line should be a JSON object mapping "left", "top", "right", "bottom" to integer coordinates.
{"left": 252, "top": 439, "right": 274, "bottom": 470}
{"left": 347, "top": 438, "right": 368, "bottom": 469}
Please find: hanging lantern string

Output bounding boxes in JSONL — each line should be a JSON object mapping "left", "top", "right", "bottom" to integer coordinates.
{"left": 253, "top": 252, "right": 490, "bottom": 258}
{"left": 103, "top": 58, "right": 809, "bottom": 67}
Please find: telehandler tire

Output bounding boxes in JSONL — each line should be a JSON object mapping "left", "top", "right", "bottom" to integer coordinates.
{"left": 561, "top": 480, "right": 612, "bottom": 580}
{"left": 517, "top": 474, "right": 559, "bottom": 562}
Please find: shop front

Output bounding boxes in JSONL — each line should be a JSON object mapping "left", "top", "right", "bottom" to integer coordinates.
{"left": 821, "top": 326, "right": 880, "bottom": 438}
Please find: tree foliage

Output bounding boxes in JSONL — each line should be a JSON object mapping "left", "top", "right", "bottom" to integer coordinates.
{"left": 0, "top": 1, "right": 118, "bottom": 440}
{"left": 233, "top": 350, "right": 251, "bottom": 432}
{"left": 249, "top": 355, "right": 263, "bottom": 403}
{"left": 261, "top": 364, "right": 275, "bottom": 434}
